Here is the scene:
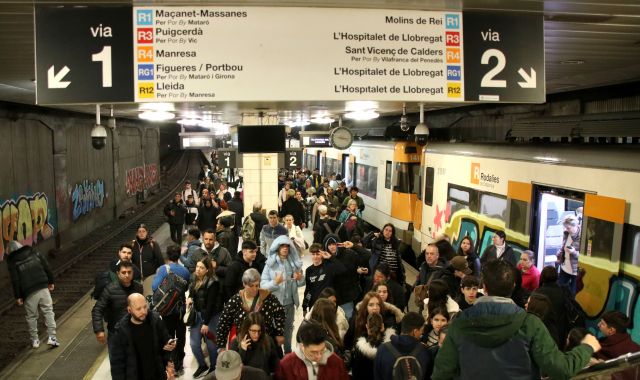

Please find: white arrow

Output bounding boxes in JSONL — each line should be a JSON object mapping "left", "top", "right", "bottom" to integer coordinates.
{"left": 517, "top": 68, "right": 536, "bottom": 88}
{"left": 47, "top": 65, "right": 71, "bottom": 89}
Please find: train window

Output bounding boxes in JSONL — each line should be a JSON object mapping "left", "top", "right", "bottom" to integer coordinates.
{"left": 425, "top": 167, "right": 434, "bottom": 206}
{"left": 354, "top": 163, "right": 378, "bottom": 199}
{"left": 385, "top": 161, "right": 392, "bottom": 189}
{"left": 480, "top": 193, "right": 507, "bottom": 220}
{"left": 305, "top": 154, "right": 316, "bottom": 171}
{"left": 448, "top": 187, "right": 470, "bottom": 215}
{"left": 621, "top": 225, "right": 640, "bottom": 265}
{"left": 325, "top": 157, "right": 341, "bottom": 179}
{"left": 585, "top": 218, "right": 614, "bottom": 260}
{"left": 393, "top": 163, "right": 410, "bottom": 193}
{"left": 508, "top": 199, "right": 528, "bottom": 234}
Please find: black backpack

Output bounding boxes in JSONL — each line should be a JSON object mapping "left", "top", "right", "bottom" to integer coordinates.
{"left": 562, "top": 286, "right": 586, "bottom": 329}
{"left": 92, "top": 270, "right": 117, "bottom": 300}
{"left": 322, "top": 222, "right": 343, "bottom": 248}
{"left": 152, "top": 265, "right": 188, "bottom": 316}
{"left": 383, "top": 341, "right": 424, "bottom": 380}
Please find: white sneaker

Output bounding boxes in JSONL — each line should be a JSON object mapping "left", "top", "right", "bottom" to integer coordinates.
{"left": 31, "top": 339, "right": 40, "bottom": 348}
{"left": 47, "top": 336, "right": 60, "bottom": 347}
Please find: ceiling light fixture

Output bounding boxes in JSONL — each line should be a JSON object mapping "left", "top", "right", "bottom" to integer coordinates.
{"left": 310, "top": 116, "right": 334, "bottom": 124}
{"left": 139, "top": 110, "right": 175, "bottom": 121}
{"left": 138, "top": 102, "right": 175, "bottom": 112}
{"left": 345, "top": 110, "right": 379, "bottom": 120}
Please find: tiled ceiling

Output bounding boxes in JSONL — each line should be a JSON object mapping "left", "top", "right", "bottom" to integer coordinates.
{"left": 1, "top": 0, "right": 639, "bottom": 125}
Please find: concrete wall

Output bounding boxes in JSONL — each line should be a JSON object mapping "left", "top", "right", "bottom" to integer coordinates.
{"left": 0, "top": 102, "right": 162, "bottom": 295}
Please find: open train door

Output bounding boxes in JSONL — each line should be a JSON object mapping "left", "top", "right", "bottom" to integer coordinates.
{"left": 575, "top": 193, "right": 626, "bottom": 318}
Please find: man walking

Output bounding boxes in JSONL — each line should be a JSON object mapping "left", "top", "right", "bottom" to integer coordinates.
{"left": 6, "top": 241, "right": 59, "bottom": 348}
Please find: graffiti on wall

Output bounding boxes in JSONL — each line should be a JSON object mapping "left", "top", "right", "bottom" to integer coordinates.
{"left": 125, "top": 164, "right": 158, "bottom": 196}
{"left": 0, "top": 193, "right": 55, "bottom": 261}
{"left": 71, "top": 179, "right": 106, "bottom": 221}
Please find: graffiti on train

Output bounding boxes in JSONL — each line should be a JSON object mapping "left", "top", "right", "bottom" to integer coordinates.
{"left": 0, "top": 193, "right": 55, "bottom": 261}
{"left": 71, "top": 179, "right": 106, "bottom": 221}
{"left": 125, "top": 164, "right": 158, "bottom": 197}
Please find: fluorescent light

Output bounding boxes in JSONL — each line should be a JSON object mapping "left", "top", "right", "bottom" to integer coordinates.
{"left": 534, "top": 156, "right": 561, "bottom": 162}
{"left": 346, "top": 101, "right": 378, "bottom": 111}
{"left": 139, "top": 111, "right": 175, "bottom": 121}
{"left": 310, "top": 116, "right": 334, "bottom": 124}
{"left": 345, "top": 110, "right": 379, "bottom": 120}
{"left": 138, "top": 103, "right": 175, "bottom": 112}
{"left": 285, "top": 120, "right": 310, "bottom": 127}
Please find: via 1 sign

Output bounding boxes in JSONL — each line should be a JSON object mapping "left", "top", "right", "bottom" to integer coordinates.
{"left": 35, "top": 6, "right": 134, "bottom": 104}
{"left": 462, "top": 12, "right": 544, "bottom": 103}
{"left": 217, "top": 149, "right": 237, "bottom": 169}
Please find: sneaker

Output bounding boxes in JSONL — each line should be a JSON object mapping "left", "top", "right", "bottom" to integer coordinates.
{"left": 31, "top": 339, "right": 40, "bottom": 349}
{"left": 47, "top": 336, "right": 60, "bottom": 348}
{"left": 192, "top": 366, "right": 208, "bottom": 379}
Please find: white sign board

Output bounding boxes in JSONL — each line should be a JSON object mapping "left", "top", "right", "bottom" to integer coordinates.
{"left": 133, "top": 7, "right": 464, "bottom": 102}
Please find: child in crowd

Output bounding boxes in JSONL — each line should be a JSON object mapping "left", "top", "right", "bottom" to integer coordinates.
{"left": 455, "top": 275, "right": 483, "bottom": 310}
{"left": 425, "top": 307, "right": 450, "bottom": 349}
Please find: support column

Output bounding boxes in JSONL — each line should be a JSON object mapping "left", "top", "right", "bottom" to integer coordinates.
{"left": 242, "top": 153, "right": 278, "bottom": 217}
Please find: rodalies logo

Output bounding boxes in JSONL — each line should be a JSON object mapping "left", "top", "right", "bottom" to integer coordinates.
{"left": 470, "top": 163, "right": 500, "bottom": 188}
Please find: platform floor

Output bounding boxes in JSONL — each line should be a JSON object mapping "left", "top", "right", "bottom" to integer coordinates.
{"left": 5, "top": 223, "right": 417, "bottom": 379}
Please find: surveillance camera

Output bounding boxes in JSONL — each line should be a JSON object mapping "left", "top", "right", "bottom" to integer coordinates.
{"left": 91, "top": 124, "right": 108, "bottom": 150}
{"left": 414, "top": 122, "right": 429, "bottom": 145}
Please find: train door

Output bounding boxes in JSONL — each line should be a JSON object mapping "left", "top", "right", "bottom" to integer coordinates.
{"left": 530, "top": 184, "right": 585, "bottom": 269}
{"left": 342, "top": 154, "right": 351, "bottom": 184}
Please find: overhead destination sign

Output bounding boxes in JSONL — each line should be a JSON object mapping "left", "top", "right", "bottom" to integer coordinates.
{"left": 132, "top": 7, "right": 463, "bottom": 102}
{"left": 35, "top": 6, "right": 544, "bottom": 104}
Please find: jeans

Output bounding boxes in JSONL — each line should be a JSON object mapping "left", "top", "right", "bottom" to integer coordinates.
{"left": 340, "top": 301, "right": 354, "bottom": 321}
{"left": 558, "top": 269, "right": 577, "bottom": 296}
{"left": 190, "top": 312, "right": 219, "bottom": 369}
{"left": 283, "top": 303, "right": 295, "bottom": 354}
{"left": 163, "top": 311, "right": 187, "bottom": 370}
{"left": 24, "top": 288, "right": 56, "bottom": 340}
{"left": 169, "top": 223, "right": 183, "bottom": 244}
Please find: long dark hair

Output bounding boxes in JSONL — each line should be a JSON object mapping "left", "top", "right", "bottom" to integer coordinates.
{"left": 427, "top": 279, "right": 449, "bottom": 318}
{"left": 365, "top": 312, "right": 385, "bottom": 346}
{"left": 238, "top": 312, "right": 270, "bottom": 351}
{"left": 310, "top": 298, "right": 342, "bottom": 349}
{"left": 456, "top": 236, "right": 476, "bottom": 257}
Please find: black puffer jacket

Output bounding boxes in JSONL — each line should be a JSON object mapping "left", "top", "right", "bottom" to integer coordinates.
{"left": 92, "top": 281, "right": 144, "bottom": 333}
{"left": 188, "top": 277, "right": 222, "bottom": 324}
{"left": 110, "top": 311, "right": 170, "bottom": 380}
{"left": 7, "top": 245, "right": 54, "bottom": 299}
{"left": 131, "top": 238, "right": 164, "bottom": 278}
{"left": 164, "top": 199, "right": 186, "bottom": 225}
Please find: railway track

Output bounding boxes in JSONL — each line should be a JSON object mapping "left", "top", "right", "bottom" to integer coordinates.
{"left": 0, "top": 149, "right": 204, "bottom": 372}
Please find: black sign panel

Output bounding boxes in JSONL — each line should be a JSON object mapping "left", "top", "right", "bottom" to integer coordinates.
{"left": 35, "top": 6, "right": 134, "bottom": 104}
{"left": 463, "top": 12, "right": 544, "bottom": 103}
{"left": 285, "top": 150, "right": 303, "bottom": 169}
{"left": 304, "top": 136, "right": 332, "bottom": 148}
{"left": 218, "top": 149, "right": 237, "bottom": 169}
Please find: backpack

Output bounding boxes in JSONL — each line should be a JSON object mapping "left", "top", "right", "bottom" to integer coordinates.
{"left": 241, "top": 215, "right": 256, "bottom": 242}
{"left": 152, "top": 265, "right": 188, "bottom": 316}
{"left": 322, "top": 222, "right": 343, "bottom": 248}
{"left": 92, "top": 270, "right": 117, "bottom": 300}
{"left": 383, "top": 341, "right": 424, "bottom": 380}
{"left": 562, "top": 286, "right": 586, "bottom": 329}
{"left": 343, "top": 214, "right": 359, "bottom": 237}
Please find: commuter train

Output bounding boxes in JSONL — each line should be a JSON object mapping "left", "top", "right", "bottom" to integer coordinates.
{"left": 304, "top": 141, "right": 640, "bottom": 339}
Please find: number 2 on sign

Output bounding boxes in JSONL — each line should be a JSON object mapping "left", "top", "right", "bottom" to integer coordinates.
{"left": 289, "top": 155, "right": 297, "bottom": 167}
{"left": 480, "top": 49, "right": 506, "bottom": 88}
{"left": 92, "top": 46, "right": 112, "bottom": 87}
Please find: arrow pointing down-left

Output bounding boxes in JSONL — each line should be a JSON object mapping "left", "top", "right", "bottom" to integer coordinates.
{"left": 47, "top": 66, "right": 71, "bottom": 89}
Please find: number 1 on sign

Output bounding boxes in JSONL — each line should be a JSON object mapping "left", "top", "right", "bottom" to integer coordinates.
{"left": 92, "top": 46, "right": 112, "bottom": 87}
{"left": 225, "top": 156, "right": 230, "bottom": 167}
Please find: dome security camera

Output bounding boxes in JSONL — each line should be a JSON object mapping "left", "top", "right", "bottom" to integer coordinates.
{"left": 414, "top": 122, "right": 429, "bottom": 145}
{"left": 91, "top": 124, "right": 108, "bottom": 150}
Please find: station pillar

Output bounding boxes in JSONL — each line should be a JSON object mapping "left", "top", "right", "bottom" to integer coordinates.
{"left": 241, "top": 153, "right": 279, "bottom": 217}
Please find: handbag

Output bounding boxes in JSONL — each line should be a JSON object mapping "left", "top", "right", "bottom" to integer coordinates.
{"left": 183, "top": 303, "right": 195, "bottom": 326}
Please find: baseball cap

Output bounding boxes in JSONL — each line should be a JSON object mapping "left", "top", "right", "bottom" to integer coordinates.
{"left": 450, "top": 256, "right": 472, "bottom": 275}
{"left": 6, "top": 241, "right": 23, "bottom": 254}
{"left": 215, "top": 350, "right": 242, "bottom": 380}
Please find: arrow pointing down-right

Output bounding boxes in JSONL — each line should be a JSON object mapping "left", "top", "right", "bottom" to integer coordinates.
{"left": 47, "top": 65, "right": 71, "bottom": 89}
{"left": 517, "top": 68, "right": 536, "bottom": 88}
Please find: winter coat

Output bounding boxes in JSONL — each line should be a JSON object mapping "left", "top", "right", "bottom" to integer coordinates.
{"left": 227, "top": 198, "right": 244, "bottom": 234}
{"left": 532, "top": 283, "right": 570, "bottom": 344}
{"left": 332, "top": 248, "right": 361, "bottom": 305}
{"left": 259, "top": 224, "right": 288, "bottom": 257}
{"left": 250, "top": 212, "right": 269, "bottom": 244}
{"left": 110, "top": 311, "right": 170, "bottom": 380}
{"left": 432, "top": 296, "right": 594, "bottom": 380}
{"left": 261, "top": 235, "right": 305, "bottom": 307}
{"left": 519, "top": 264, "right": 541, "bottom": 292}
{"left": 374, "top": 334, "right": 431, "bottom": 380}
{"left": 217, "top": 227, "right": 238, "bottom": 257}
{"left": 188, "top": 276, "right": 222, "bottom": 323}
{"left": 197, "top": 202, "right": 220, "bottom": 232}
{"left": 224, "top": 250, "right": 266, "bottom": 301}
{"left": 342, "top": 195, "right": 365, "bottom": 212}
{"left": 92, "top": 281, "right": 144, "bottom": 333}
{"left": 302, "top": 258, "right": 346, "bottom": 312}
{"left": 594, "top": 332, "right": 640, "bottom": 360}
{"left": 281, "top": 197, "right": 305, "bottom": 226}
{"left": 180, "top": 239, "right": 205, "bottom": 273}
{"left": 480, "top": 244, "right": 518, "bottom": 267}
{"left": 346, "top": 301, "right": 404, "bottom": 349}
{"left": 230, "top": 334, "right": 280, "bottom": 375}
{"left": 7, "top": 245, "right": 54, "bottom": 299}
{"left": 465, "top": 252, "right": 482, "bottom": 278}
{"left": 204, "top": 243, "right": 232, "bottom": 282}
{"left": 216, "top": 288, "right": 285, "bottom": 348}
{"left": 275, "top": 341, "right": 349, "bottom": 380}
{"left": 131, "top": 238, "right": 164, "bottom": 279}
{"left": 164, "top": 199, "right": 187, "bottom": 225}
{"left": 352, "top": 328, "right": 395, "bottom": 379}
{"left": 414, "top": 257, "right": 447, "bottom": 287}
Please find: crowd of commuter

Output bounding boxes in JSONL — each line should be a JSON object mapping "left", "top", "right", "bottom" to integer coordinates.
{"left": 6, "top": 154, "right": 640, "bottom": 380}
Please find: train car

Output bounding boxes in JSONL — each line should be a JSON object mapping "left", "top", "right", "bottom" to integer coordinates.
{"left": 416, "top": 142, "right": 640, "bottom": 339}
{"left": 304, "top": 141, "right": 421, "bottom": 241}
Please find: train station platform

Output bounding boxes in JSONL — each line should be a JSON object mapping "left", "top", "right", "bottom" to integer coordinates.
{"left": 3, "top": 220, "right": 418, "bottom": 380}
